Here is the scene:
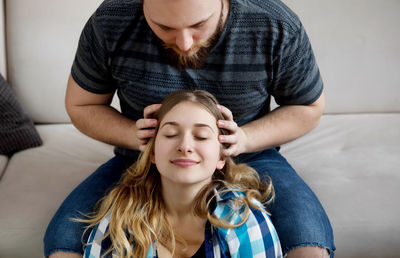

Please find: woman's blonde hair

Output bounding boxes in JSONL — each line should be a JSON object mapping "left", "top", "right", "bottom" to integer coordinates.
{"left": 78, "top": 90, "right": 274, "bottom": 257}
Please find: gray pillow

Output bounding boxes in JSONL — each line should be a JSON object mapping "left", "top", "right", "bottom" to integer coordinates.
{"left": 0, "top": 73, "right": 42, "bottom": 155}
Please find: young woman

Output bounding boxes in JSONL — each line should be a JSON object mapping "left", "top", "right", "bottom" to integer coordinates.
{"left": 79, "top": 90, "right": 282, "bottom": 258}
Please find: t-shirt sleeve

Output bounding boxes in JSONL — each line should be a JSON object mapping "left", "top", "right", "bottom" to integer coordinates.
{"left": 71, "top": 12, "right": 115, "bottom": 94}
{"left": 269, "top": 24, "right": 323, "bottom": 106}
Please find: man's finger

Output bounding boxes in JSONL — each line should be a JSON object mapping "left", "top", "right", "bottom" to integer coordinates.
{"left": 222, "top": 145, "right": 237, "bottom": 157}
{"left": 137, "top": 128, "right": 155, "bottom": 140}
{"left": 137, "top": 118, "right": 158, "bottom": 130}
{"left": 139, "top": 144, "right": 147, "bottom": 152}
{"left": 217, "top": 104, "right": 233, "bottom": 121}
{"left": 217, "top": 120, "right": 238, "bottom": 133}
{"left": 218, "top": 134, "right": 237, "bottom": 144}
{"left": 139, "top": 139, "right": 150, "bottom": 152}
{"left": 143, "top": 104, "right": 162, "bottom": 118}
{"left": 139, "top": 139, "right": 148, "bottom": 146}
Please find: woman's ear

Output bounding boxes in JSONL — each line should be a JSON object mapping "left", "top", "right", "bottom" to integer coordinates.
{"left": 150, "top": 151, "right": 156, "bottom": 164}
{"left": 216, "top": 156, "right": 226, "bottom": 170}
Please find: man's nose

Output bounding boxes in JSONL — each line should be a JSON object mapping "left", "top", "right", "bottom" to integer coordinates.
{"left": 175, "top": 29, "right": 194, "bottom": 52}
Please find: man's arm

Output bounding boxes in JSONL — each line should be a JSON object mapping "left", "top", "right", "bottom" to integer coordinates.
{"left": 218, "top": 92, "right": 326, "bottom": 156}
{"left": 65, "top": 74, "right": 140, "bottom": 150}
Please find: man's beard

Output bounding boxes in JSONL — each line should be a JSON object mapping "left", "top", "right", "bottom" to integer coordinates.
{"left": 160, "top": 4, "right": 225, "bottom": 70}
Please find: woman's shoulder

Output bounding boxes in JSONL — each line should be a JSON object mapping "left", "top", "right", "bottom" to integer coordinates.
{"left": 212, "top": 189, "right": 272, "bottom": 229}
{"left": 83, "top": 212, "right": 113, "bottom": 258}
{"left": 212, "top": 188, "right": 266, "bottom": 219}
{"left": 83, "top": 212, "right": 157, "bottom": 258}
{"left": 211, "top": 189, "right": 283, "bottom": 257}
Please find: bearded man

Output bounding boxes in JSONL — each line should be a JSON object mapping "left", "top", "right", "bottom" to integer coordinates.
{"left": 44, "top": 0, "right": 335, "bottom": 257}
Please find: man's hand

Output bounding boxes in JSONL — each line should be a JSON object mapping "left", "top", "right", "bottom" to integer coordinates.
{"left": 135, "top": 104, "right": 162, "bottom": 151}
{"left": 217, "top": 104, "right": 248, "bottom": 157}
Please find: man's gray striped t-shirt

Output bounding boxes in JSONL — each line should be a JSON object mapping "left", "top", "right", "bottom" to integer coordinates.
{"left": 71, "top": 0, "right": 323, "bottom": 157}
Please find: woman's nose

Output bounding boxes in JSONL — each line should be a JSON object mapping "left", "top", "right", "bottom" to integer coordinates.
{"left": 177, "top": 135, "right": 193, "bottom": 154}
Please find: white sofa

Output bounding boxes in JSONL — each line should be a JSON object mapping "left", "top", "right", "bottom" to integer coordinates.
{"left": 0, "top": 0, "right": 399, "bottom": 257}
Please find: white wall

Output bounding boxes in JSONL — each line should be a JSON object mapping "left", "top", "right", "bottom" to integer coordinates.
{"left": 5, "top": 0, "right": 103, "bottom": 122}
{"left": 4, "top": 0, "right": 400, "bottom": 116}
{"left": 0, "top": 0, "right": 6, "bottom": 77}
{"left": 283, "top": 0, "right": 400, "bottom": 114}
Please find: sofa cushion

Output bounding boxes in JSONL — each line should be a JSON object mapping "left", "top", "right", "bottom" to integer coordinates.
{"left": 0, "top": 74, "right": 42, "bottom": 155}
{"left": 1, "top": 115, "right": 399, "bottom": 257}
{"left": 0, "top": 124, "right": 114, "bottom": 257}
{"left": 281, "top": 113, "right": 400, "bottom": 257}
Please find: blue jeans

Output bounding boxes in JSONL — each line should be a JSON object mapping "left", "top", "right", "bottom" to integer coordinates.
{"left": 44, "top": 149, "right": 335, "bottom": 256}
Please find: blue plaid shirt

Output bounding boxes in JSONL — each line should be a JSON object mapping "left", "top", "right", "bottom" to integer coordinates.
{"left": 84, "top": 190, "right": 282, "bottom": 258}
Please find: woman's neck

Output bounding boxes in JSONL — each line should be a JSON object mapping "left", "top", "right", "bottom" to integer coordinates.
{"left": 159, "top": 178, "right": 209, "bottom": 258}
{"left": 161, "top": 178, "right": 210, "bottom": 219}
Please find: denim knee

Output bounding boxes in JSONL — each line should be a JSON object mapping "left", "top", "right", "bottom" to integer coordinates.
{"left": 239, "top": 149, "right": 336, "bottom": 256}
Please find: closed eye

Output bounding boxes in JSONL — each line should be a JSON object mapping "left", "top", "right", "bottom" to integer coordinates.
{"left": 195, "top": 136, "right": 208, "bottom": 141}
{"left": 191, "top": 22, "right": 205, "bottom": 29}
{"left": 159, "top": 25, "right": 174, "bottom": 31}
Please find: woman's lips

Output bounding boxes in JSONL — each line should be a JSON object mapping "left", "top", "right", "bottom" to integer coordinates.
{"left": 171, "top": 158, "right": 199, "bottom": 167}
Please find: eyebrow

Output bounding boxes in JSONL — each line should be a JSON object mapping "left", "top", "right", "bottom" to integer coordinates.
{"left": 150, "top": 13, "right": 214, "bottom": 30}
{"left": 160, "top": 121, "right": 215, "bottom": 132}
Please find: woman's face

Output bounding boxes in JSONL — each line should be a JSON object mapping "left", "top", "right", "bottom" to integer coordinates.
{"left": 154, "top": 101, "right": 225, "bottom": 186}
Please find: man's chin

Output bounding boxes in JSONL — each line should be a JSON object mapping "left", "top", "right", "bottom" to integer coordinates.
{"left": 173, "top": 48, "right": 200, "bottom": 57}
{"left": 162, "top": 48, "right": 208, "bottom": 70}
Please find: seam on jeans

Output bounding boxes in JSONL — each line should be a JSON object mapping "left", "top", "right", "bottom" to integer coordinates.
{"left": 283, "top": 242, "right": 335, "bottom": 258}
{"left": 45, "top": 248, "right": 83, "bottom": 258}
